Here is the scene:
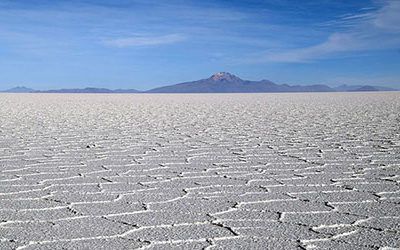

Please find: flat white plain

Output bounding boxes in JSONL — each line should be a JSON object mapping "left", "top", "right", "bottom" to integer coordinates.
{"left": 0, "top": 93, "right": 399, "bottom": 249}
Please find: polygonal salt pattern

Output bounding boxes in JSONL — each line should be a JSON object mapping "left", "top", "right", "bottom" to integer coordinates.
{"left": 0, "top": 93, "right": 399, "bottom": 249}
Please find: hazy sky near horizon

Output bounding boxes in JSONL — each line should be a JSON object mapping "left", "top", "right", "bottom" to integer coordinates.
{"left": 1, "top": 0, "right": 399, "bottom": 90}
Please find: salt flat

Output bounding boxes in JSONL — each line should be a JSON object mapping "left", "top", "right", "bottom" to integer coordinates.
{"left": 0, "top": 92, "right": 399, "bottom": 249}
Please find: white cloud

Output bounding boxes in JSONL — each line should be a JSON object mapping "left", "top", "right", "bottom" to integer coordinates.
{"left": 373, "top": 0, "right": 400, "bottom": 32}
{"left": 262, "top": 0, "right": 400, "bottom": 63}
{"left": 104, "top": 34, "right": 185, "bottom": 48}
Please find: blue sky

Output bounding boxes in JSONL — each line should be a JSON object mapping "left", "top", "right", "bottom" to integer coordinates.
{"left": 0, "top": 0, "right": 399, "bottom": 90}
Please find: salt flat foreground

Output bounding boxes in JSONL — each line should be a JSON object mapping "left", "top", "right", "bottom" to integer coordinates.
{"left": 0, "top": 93, "right": 399, "bottom": 249}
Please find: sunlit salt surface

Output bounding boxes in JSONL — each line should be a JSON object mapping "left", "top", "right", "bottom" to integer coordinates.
{"left": 0, "top": 92, "right": 399, "bottom": 249}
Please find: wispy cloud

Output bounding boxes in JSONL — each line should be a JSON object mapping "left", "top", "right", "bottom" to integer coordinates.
{"left": 259, "top": 0, "right": 400, "bottom": 63}
{"left": 104, "top": 34, "right": 186, "bottom": 48}
{"left": 0, "top": 0, "right": 399, "bottom": 88}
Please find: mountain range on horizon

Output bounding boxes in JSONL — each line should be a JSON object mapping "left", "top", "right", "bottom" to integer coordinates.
{"left": 1, "top": 72, "right": 398, "bottom": 93}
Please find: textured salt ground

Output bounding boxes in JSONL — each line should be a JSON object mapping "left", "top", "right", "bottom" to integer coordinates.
{"left": 0, "top": 92, "right": 399, "bottom": 249}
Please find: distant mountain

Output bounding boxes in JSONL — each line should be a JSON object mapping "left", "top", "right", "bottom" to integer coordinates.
{"left": 37, "top": 87, "right": 113, "bottom": 93}
{"left": 2, "top": 86, "right": 35, "bottom": 93}
{"left": 113, "top": 89, "right": 141, "bottom": 93}
{"left": 147, "top": 72, "right": 335, "bottom": 93}
{"left": 35, "top": 87, "right": 141, "bottom": 93}
{"left": 353, "top": 86, "right": 380, "bottom": 92}
{"left": 334, "top": 84, "right": 397, "bottom": 92}
{"left": 2, "top": 74, "right": 398, "bottom": 94}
